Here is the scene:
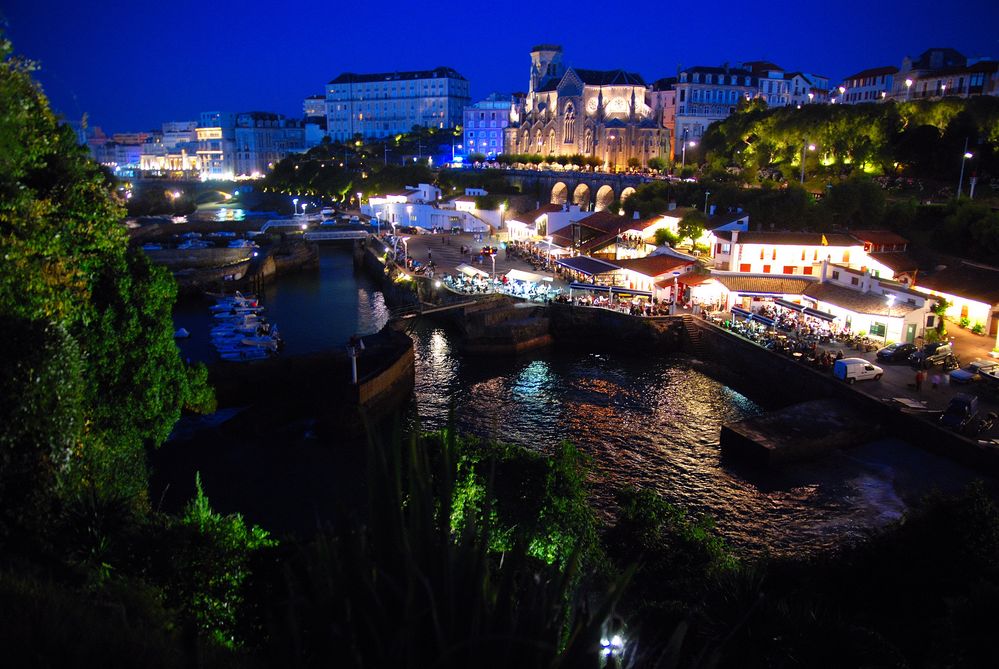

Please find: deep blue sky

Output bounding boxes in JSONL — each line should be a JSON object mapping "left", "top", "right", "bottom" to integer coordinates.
{"left": 6, "top": 0, "right": 999, "bottom": 133}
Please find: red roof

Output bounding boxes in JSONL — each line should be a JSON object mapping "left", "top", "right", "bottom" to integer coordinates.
{"left": 613, "top": 255, "right": 695, "bottom": 278}
{"left": 576, "top": 210, "right": 629, "bottom": 234}
{"left": 512, "top": 203, "right": 562, "bottom": 223}
{"left": 849, "top": 229, "right": 909, "bottom": 246}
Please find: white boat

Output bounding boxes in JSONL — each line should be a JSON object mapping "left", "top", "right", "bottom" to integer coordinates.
{"left": 174, "top": 327, "right": 190, "bottom": 338}
{"left": 227, "top": 239, "right": 257, "bottom": 248}
{"left": 178, "top": 240, "right": 211, "bottom": 250}
{"left": 241, "top": 336, "right": 280, "bottom": 352}
{"left": 143, "top": 243, "right": 163, "bottom": 251}
{"left": 220, "top": 348, "right": 269, "bottom": 362}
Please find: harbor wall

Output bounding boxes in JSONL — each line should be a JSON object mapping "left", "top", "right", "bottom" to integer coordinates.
{"left": 549, "top": 304, "right": 685, "bottom": 352}
{"left": 689, "top": 317, "right": 999, "bottom": 472}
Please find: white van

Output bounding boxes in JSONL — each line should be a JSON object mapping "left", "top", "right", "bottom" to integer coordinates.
{"left": 833, "top": 357, "right": 884, "bottom": 384}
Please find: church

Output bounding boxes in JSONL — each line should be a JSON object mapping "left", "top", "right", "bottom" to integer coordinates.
{"left": 503, "top": 45, "right": 669, "bottom": 171}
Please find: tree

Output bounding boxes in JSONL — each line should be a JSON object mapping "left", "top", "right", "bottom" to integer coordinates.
{"left": 678, "top": 210, "right": 708, "bottom": 245}
{"left": 647, "top": 156, "right": 666, "bottom": 173}
{"left": 0, "top": 35, "right": 212, "bottom": 506}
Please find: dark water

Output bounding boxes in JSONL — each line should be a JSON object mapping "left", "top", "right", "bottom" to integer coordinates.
{"left": 166, "top": 256, "right": 991, "bottom": 556}
{"left": 173, "top": 246, "right": 389, "bottom": 362}
{"left": 406, "top": 323, "right": 987, "bottom": 556}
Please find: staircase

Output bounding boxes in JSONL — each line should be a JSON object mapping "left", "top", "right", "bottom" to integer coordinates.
{"left": 680, "top": 314, "right": 704, "bottom": 353}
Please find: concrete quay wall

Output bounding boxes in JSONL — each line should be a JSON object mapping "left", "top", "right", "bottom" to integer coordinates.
{"left": 690, "top": 317, "right": 999, "bottom": 472}
{"left": 549, "top": 304, "right": 686, "bottom": 352}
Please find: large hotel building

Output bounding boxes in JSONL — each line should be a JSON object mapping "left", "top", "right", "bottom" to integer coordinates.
{"left": 325, "top": 67, "right": 470, "bottom": 142}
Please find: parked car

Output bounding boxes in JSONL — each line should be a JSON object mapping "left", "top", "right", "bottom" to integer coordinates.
{"left": 949, "top": 359, "right": 999, "bottom": 384}
{"left": 939, "top": 393, "right": 980, "bottom": 432}
{"left": 833, "top": 357, "right": 884, "bottom": 384}
{"left": 909, "top": 342, "right": 954, "bottom": 369}
{"left": 876, "top": 342, "right": 917, "bottom": 363}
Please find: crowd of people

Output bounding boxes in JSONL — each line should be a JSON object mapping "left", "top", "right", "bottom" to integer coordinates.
{"left": 441, "top": 273, "right": 560, "bottom": 303}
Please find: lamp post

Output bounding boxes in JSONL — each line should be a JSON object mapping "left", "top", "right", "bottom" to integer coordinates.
{"left": 499, "top": 202, "right": 506, "bottom": 237}
{"left": 491, "top": 253, "right": 496, "bottom": 283}
{"left": 958, "top": 147, "right": 974, "bottom": 199}
{"left": 808, "top": 92, "right": 814, "bottom": 104}
{"left": 293, "top": 197, "right": 299, "bottom": 215}
{"left": 703, "top": 190, "right": 711, "bottom": 214}
{"left": 406, "top": 204, "right": 413, "bottom": 225}
{"left": 800, "top": 141, "right": 816, "bottom": 184}
{"left": 940, "top": 83, "right": 946, "bottom": 97}
{"left": 356, "top": 192, "right": 362, "bottom": 211}
{"left": 401, "top": 236, "right": 409, "bottom": 265}
{"left": 301, "top": 202, "right": 309, "bottom": 217}
{"left": 905, "top": 78, "right": 913, "bottom": 101}
{"left": 838, "top": 85, "right": 846, "bottom": 103}
{"left": 885, "top": 295, "right": 896, "bottom": 345}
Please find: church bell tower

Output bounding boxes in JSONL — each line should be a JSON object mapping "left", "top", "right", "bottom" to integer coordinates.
{"left": 529, "top": 44, "right": 564, "bottom": 96}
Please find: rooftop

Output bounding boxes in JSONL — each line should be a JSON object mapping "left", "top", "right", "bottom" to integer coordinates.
{"left": 842, "top": 65, "right": 899, "bottom": 81}
{"left": 612, "top": 255, "right": 695, "bottom": 278}
{"left": 555, "top": 255, "right": 621, "bottom": 277}
{"left": 804, "top": 282, "right": 920, "bottom": 316}
{"left": 572, "top": 68, "right": 646, "bottom": 87}
{"left": 329, "top": 67, "right": 466, "bottom": 85}
{"left": 915, "top": 261, "right": 999, "bottom": 305}
{"left": 712, "top": 273, "right": 816, "bottom": 295}
{"left": 849, "top": 229, "right": 909, "bottom": 246}
{"left": 714, "top": 230, "right": 858, "bottom": 246}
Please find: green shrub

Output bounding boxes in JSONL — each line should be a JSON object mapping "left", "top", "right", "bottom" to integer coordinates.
{"left": 972, "top": 321, "right": 985, "bottom": 335}
{"left": 959, "top": 316, "right": 970, "bottom": 328}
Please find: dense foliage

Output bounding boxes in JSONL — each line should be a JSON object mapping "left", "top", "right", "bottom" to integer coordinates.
{"left": 701, "top": 97, "right": 999, "bottom": 186}
{"left": 0, "top": 35, "right": 214, "bottom": 513}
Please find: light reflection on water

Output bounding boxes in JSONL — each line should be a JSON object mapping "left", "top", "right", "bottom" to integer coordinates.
{"left": 409, "top": 324, "right": 989, "bottom": 556}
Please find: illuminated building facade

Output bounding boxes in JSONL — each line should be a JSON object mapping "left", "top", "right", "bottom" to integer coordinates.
{"left": 463, "top": 94, "right": 512, "bottom": 158}
{"left": 233, "top": 112, "right": 305, "bottom": 177}
{"left": 197, "top": 111, "right": 236, "bottom": 180}
{"left": 325, "top": 67, "right": 471, "bottom": 141}
{"left": 503, "top": 45, "right": 668, "bottom": 170}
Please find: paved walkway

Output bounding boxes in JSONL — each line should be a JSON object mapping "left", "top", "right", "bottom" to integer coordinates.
{"left": 389, "top": 231, "right": 559, "bottom": 282}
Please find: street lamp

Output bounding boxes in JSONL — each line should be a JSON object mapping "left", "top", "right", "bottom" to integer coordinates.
{"left": 838, "top": 85, "right": 846, "bottom": 103}
{"left": 703, "top": 191, "right": 711, "bottom": 214}
{"left": 292, "top": 197, "right": 299, "bottom": 215}
{"left": 885, "top": 295, "right": 896, "bottom": 345}
{"left": 800, "top": 142, "right": 816, "bottom": 184}
{"left": 406, "top": 204, "right": 413, "bottom": 225}
{"left": 905, "top": 78, "right": 913, "bottom": 100}
{"left": 491, "top": 253, "right": 496, "bottom": 282}
{"left": 808, "top": 92, "right": 814, "bottom": 104}
{"left": 356, "top": 192, "right": 362, "bottom": 210}
{"left": 958, "top": 141, "right": 974, "bottom": 198}
{"left": 401, "top": 236, "right": 410, "bottom": 265}
{"left": 940, "top": 83, "right": 946, "bottom": 97}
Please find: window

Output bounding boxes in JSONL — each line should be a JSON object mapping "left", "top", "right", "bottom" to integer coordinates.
{"left": 832, "top": 270, "right": 840, "bottom": 280}
{"left": 851, "top": 277, "right": 859, "bottom": 285}
{"left": 563, "top": 103, "right": 575, "bottom": 143}
{"left": 783, "top": 265, "right": 795, "bottom": 274}
{"left": 803, "top": 266, "right": 813, "bottom": 275}
{"left": 869, "top": 322, "right": 886, "bottom": 337}
{"left": 926, "top": 314, "right": 936, "bottom": 328}
{"left": 763, "top": 264, "right": 771, "bottom": 273}
{"left": 740, "top": 263, "right": 751, "bottom": 272}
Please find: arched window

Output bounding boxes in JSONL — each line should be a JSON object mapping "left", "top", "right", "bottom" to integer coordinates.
{"left": 583, "top": 128, "right": 593, "bottom": 154}
{"left": 563, "top": 103, "right": 575, "bottom": 144}
{"left": 548, "top": 129, "right": 556, "bottom": 153}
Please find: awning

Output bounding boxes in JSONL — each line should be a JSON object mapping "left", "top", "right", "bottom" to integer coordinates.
{"left": 751, "top": 313, "right": 776, "bottom": 326}
{"left": 775, "top": 298, "right": 805, "bottom": 312}
{"left": 506, "top": 268, "right": 553, "bottom": 283}
{"left": 456, "top": 263, "right": 489, "bottom": 277}
{"left": 556, "top": 256, "right": 621, "bottom": 276}
{"left": 803, "top": 306, "right": 836, "bottom": 321}
{"left": 731, "top": 306, "right": 752, "bottom": 319}
{"left": 569, "top": 282, "right": 652, "bottom": 298}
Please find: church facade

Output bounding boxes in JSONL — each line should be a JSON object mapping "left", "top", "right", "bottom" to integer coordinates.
{"left": 503, "top": 45, "right": 669, "bottom": 171}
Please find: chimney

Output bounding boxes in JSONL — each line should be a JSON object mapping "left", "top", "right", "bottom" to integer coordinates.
{"left": 861, "top": 270, "right": 872, "bottom": 293}
{"left": 819, "top": 258, "right": 829, "bottom": 283}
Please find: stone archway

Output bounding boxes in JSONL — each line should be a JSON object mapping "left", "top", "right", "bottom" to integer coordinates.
{"left": 620, "top": 186, "right": 636, "bottom": 203}
{"left": 572, "top": 183, "right": 591, "bottom": 210}
{"left": 551, "top": 181, "right": 569, "bottom": 205}
{"left": 594, "top": 185, "right": 616, "bottom": 212}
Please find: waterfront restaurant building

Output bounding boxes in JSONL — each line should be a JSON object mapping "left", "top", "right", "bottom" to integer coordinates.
{"left": 325, "top": 67, "right": 471, "bottom": 142}
{"left": 913, "top": 260, "right": 999, "bottom": 348}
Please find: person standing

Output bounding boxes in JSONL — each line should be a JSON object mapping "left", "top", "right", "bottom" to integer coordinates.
{"left": 915, "top": 369, "right": 925, "bottom": 391}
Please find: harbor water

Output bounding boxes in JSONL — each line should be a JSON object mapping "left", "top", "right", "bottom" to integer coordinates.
{"left": 164, "top": 247, "right": 990, "bottom": 554}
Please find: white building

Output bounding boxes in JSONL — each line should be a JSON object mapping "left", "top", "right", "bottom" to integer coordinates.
{"left": 364, "top": 183, "right": 492, "bottom": 233}
{"left": 234, "top": 112, "right": 305, "bottom": 177}
{"left": 840, "top": 66, "right": 897, "bottom": 104}
{"left": 463, "top": 93, "right": 512, "bottom": 159}
{"left": 325, "top": 67, "right": 471, "bottom": 142}
{"left": 913, "top": 260, "right": 999, "bottom": 346}
{"left": 196, "top": 111, "right": 237, "bottom": 180}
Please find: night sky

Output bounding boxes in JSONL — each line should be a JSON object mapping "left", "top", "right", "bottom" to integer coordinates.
{"left": 6, "top": 0, "right": 999, "bottom": 134}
